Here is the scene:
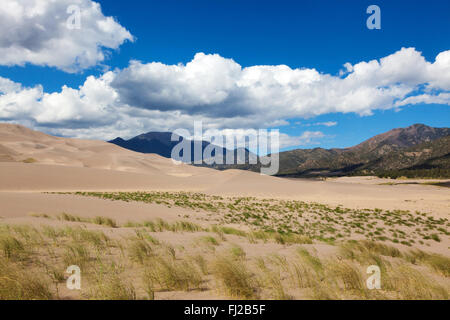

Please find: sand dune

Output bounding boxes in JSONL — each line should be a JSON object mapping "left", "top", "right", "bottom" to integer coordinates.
{"left": 0, "top": 123, "right": 211, "bottom": 177}
{"left": 0, "top": 123, "right": 448, "bottom": 300}
{"left": 0, "top": 123, "right": 449, "bottom": 217}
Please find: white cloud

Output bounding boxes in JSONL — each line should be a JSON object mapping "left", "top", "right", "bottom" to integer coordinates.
{"left": 0, "top": 0, "right": 133, "bottom": 72}
{"left": 111, "top": 48, "right": 450, "bottom": 120}
{"left": 0, "top": 73, "right": 119, "bottom": 128}
{"left": 315, "top": 121, "right": 337, "bottom": 127}
{"left": 395, "top": 92, "right": 450, "bottom": 107}
{"left": 299, "top": 121, "right": 338, "bottom": 127}
{"left": 0, "top": 48, "right": 449, "bottom": 142}
{"left": 111, "top": 53, "right": 244, "bottom": 117}
{"left": 0, "top": 76, "right": 22, "bottom": 93}
{"left": 198, "top": 128, "right": 324, "bottom": 150}
{"left": 278, "top": 131, "right": 325, "bottom": 148}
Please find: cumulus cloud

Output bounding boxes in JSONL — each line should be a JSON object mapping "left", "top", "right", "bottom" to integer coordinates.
{"left": 315, "top": 121, "right": 337, "bottom": 127}
{"left": 111, "top": 54, "right": 245, "bottom": 117}
{"left": 278, "top": 131, "right": 325, "bottom": 148}
{"left": 111, "top": 48, "right": 450, "bottom": 119}
{"left": 0, "top": 47, "right": 449, "bottom": 142}
{"left": 298, "top": 121, "right": 338, "bottom": 127}
{"left": 394, "top": 93, "right": 450, "bottom": 107}
{"left": 0, "top": 73, "right": 119, "bottom": 128}
{"left": 0, "top": 0, "right": 133, "bottom": 72}
{"left": 198, "top": 128, "right": 324, "bottom": 150}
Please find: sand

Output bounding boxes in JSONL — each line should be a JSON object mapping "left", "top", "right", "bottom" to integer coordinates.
{"left": 0, "top": 123, "right": 448, "bottom": 300}
{"left": 0, "top": 122, "right": 448, "bottom": 219}
{"left": 0, "top": 123, "right": 448, "bottom": 237}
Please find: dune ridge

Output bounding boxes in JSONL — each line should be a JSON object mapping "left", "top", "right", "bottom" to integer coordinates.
{"left": 0, "top": 123, "right": 212, "bottom": 177}
{"left": 0, "top": 123, "right": 448, "bottom": 217}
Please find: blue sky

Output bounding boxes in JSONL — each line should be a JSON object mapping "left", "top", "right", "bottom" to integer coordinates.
{"left": 0, "top": 0, "right": 449, "bottom": 150}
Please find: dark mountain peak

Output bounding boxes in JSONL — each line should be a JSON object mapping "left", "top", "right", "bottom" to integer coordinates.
{"left": 351, "top": 123, "right": 450, "bottom": 153}
{"left": 269, "top": 123, "right": 450, "bottom": 177}
{"left": 398, "top": 123, "right": 433, "bottom": 134}
{"left": 132, "top": 131, "right": 183, "bottom": 149}
{"left": 108, "top": 130, "right": 257, "bottom": 164}
{"left": 109, "top": 137, "right": 125, "bottom": 143}
{"left": 134, "top": 132, "right": 178, "bottom": 141}
{"left": 387, "top": 123, "right": 444, "bottom": 136}
{"left": 108, "top": 124, "right": 449, "bottom": 178}
{"left": 108, "top": 131, "right": 174, "bottom": 157}
{"left": 409, "top": 123, "right": 427, "bottom": 128}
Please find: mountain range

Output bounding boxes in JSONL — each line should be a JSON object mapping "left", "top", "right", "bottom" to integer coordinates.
{"left": 272, "top": 124, "right": 450, "bottom": 178}
{"left": 109, "top": 123, "right": 450, "bottom": 178}
{"left": 110, "top": 132, "right": 194, "bottom": 159}
{"left": 109, "top": 132, "right": 254, "bottom": 164}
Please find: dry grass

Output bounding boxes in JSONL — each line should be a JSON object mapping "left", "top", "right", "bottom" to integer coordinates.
{"left": 57, "top": 213, "right": 118, "bottom": 228}
{"left": 143, "top": 255, "right": 203, "bottom": 292}
{"left": 212, "top": 254, "right": 258, "bottom": 299}
{"left": 128, "top": 239, "right": 153, "bottom": 264}
{"left": 383, "top": 264, "right": 448, "bottom": 299}
{"left": 0, "top": 234, "right": 27, "bottom": 260}
{"left": 63, "top": 242, "right": 91, "bottom": 269}
{"left": 68, "top": 191, "right": 449, "bottom": 247}
{"left": 22, "top": 157, "right": 37, "bottom": 163}
{"left": 125, "top": 219, "right": 204, "bottom": 233}
{"left": 92, "top": 216, "right": 118, "bottom": 228}
{"left": 0, "top": 215, "right": 448, "bottom": 300}
{"left": 404, "top": 249, "right": 450, "bottom": 277}
{"left": 89, "top": 264, "right": 136, "bottom": 300}
{"left": 256, "top": 258, "right": 292, "bottom": 300}
{"left": 0, "top": 260, "right": 53, "bottom": 300}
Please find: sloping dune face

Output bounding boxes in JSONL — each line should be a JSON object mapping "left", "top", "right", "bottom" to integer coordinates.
{"left": 0, "top": 123, "right": 448, "bottom": 218}
{"left": 0, "top": 123, "right": 210, "bottom": 177}
{"left": 0, "top": 123, "right": 261, "bottom": 192}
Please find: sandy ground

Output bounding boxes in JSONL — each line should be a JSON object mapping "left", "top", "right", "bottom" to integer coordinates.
{"left": 0, "top": 123, "right": 449, "bottom": 248}
{"left": 0, "top": 163, "right": 448, "bottom": 218}
{"left": 0, "top": 191, "right": 207, "bottom": 223}
{"left": 0, "top": 123, "right": 449, "bottom": 300}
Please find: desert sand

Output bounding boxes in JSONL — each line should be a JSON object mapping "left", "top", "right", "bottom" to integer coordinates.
{"left": 0, "top": 122, "right": 448, "bottom": 240}
{"left": 0, "top": 123, "right": 448, "bottom": 300}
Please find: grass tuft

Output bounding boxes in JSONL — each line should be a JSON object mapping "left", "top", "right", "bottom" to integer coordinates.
{"left": 212, "top": 254, "right": 257, "bottom": 299}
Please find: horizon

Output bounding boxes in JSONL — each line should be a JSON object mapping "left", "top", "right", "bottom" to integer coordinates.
{"left": 107, "top": 122, "right": 448, "bottom": 153}
{"left": 2, "top": 121, "right": 447, "bottom": 155}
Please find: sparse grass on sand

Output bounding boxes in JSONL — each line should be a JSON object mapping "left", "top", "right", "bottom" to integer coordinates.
{"left": 22, "top": 157, "right": 37, "bottom": 163}
{"left": 61, "top": 191, "right": 449, "bottom": 247}
{"left": 0, "top": 214, "right": 448, "bottom": 300}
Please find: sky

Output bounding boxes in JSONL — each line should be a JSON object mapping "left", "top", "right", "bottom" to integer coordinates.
{"left": 0, "top": 0, "right": 449, "bottom": 151}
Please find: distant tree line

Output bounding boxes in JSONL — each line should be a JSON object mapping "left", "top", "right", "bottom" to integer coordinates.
{"left": 375, "top": 168, "right": 450, "bottom": 179}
